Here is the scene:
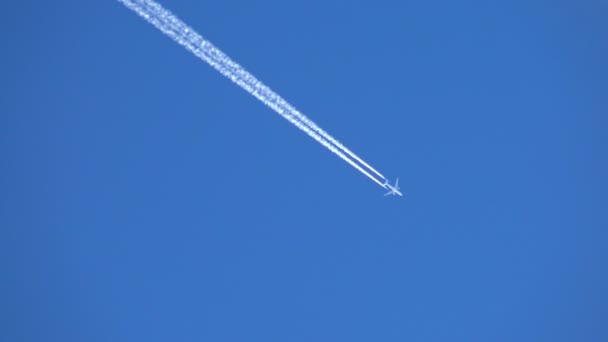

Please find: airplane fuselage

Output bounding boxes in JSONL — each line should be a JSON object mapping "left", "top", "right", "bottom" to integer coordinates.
{"left": 386, "top": 187, "right": 403, "bottom": 196}
{"left": 383, "top": 179, "right": 403, "bottom": 196}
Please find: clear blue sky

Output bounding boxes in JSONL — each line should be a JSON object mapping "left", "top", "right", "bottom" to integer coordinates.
{"left": 2, "top": 0, "right": 607, "bottom": 341}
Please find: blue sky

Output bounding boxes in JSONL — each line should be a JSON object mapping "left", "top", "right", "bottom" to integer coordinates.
{"left": 2, "top": 0, "right": 607, "bottom": 340}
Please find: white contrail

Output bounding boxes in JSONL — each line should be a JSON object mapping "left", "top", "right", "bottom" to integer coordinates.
{"left": 123, "top": 0, "right": 386, "bottom": 182}
{"left": 118, "top": 0, "right": 386, "bottom": 188}
{"left": 128, "top": 0, "right": 386, "bottom": 181}
{"left": 118, "top": 0, "right": 387, "bottom": 187}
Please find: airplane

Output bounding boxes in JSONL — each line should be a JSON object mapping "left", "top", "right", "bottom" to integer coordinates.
{"left": 383, "top": 178, "right": 403, "bottom": 197}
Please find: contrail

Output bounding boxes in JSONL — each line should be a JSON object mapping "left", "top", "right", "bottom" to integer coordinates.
{"left": 118, "top": 0, "right": 386, "bottom": 188}
{"left": 129, "top": 0, "right": 386, "bottom": 181}
{"left": 118, "top": 0, "right": 387, "bottom": 187}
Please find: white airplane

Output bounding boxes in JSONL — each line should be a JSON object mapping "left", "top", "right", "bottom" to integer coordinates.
{"left": 383, "top": 178, "right": 403, "bottom": 197}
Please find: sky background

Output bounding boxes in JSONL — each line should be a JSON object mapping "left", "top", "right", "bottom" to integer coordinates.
{"left": 2, "top": 0, "right": 607, "bottom": 341}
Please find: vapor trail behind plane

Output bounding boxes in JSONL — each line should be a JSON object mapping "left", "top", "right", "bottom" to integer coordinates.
{"left": 127, "top": 0, "right": 387, "bottom": 182}
{"left": 118, "top": 0, "right": 387, "bottom": 187}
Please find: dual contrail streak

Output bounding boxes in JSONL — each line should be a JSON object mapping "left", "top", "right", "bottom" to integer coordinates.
{"left": 118, "top": 0, "right": 387, "bottom": 188}
{"left": 133, "top": 0, "right": 387, "bottom": 181}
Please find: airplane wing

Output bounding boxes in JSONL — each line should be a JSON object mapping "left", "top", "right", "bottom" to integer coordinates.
{"left": 384, "top": 190, "right": 393, "bottom": 196}
{"left": 395, "top": 178, "right": 399, "bottom": 187}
